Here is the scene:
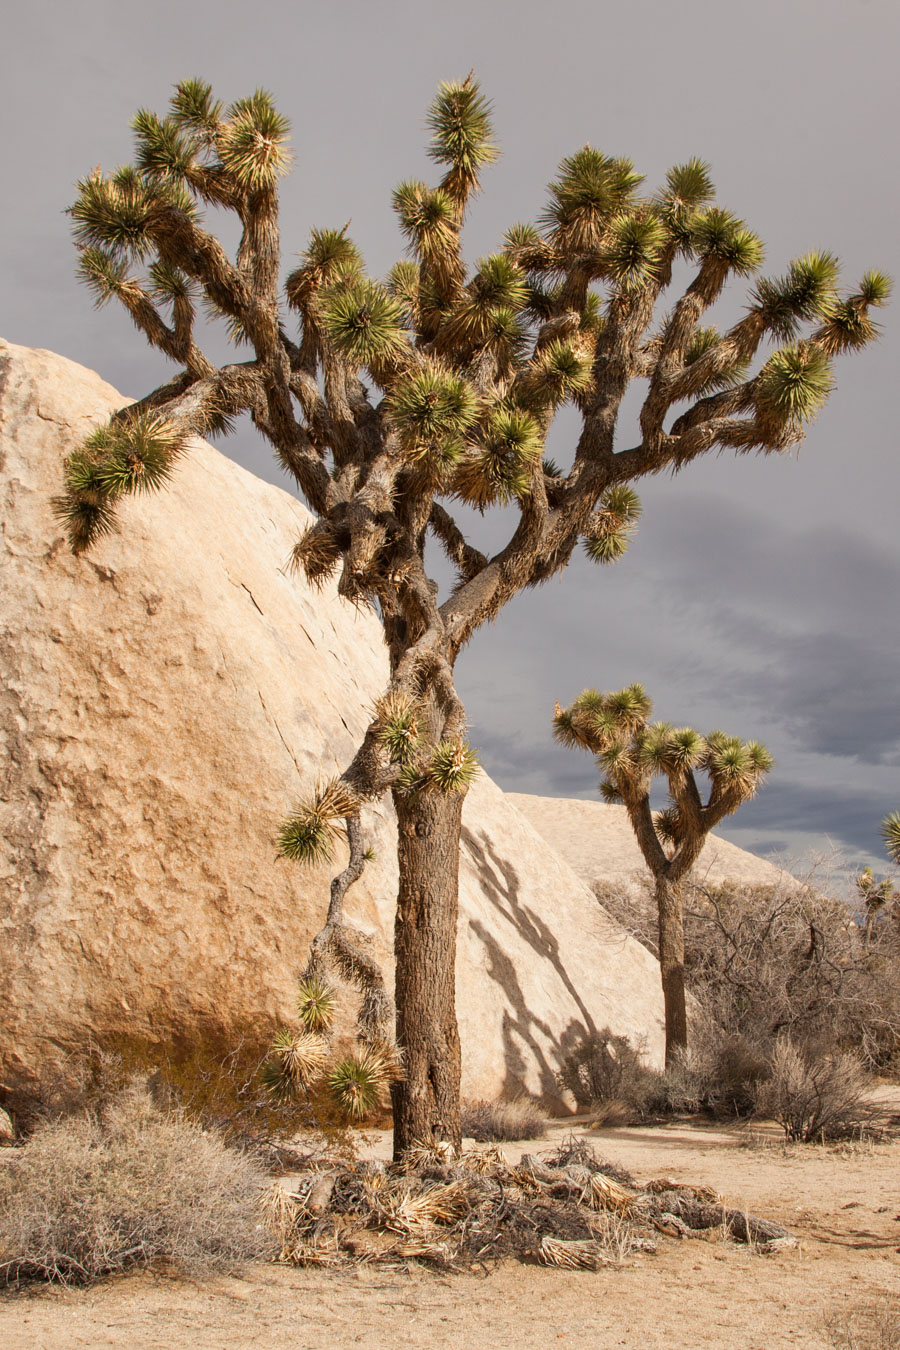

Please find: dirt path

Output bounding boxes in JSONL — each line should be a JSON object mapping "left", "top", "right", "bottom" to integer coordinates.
{"left": 3, "top": 1120, "right": 898, "bottom": 1350}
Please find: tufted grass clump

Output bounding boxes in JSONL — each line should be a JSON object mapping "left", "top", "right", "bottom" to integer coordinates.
{"left": 460, "top": 1095, "right": 549, "bottom": 1142}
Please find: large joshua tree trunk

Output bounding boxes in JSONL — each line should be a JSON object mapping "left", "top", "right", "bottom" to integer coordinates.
{"left": 654, "top": 874, "right": 688, "bottom": 1067}
{"left": 392, "top": 788, "right": 464, "bottom": 1157}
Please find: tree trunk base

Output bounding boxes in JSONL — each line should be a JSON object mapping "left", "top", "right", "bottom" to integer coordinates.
{"left": 391, "top": 789, "right": 463, "bottom": 1159}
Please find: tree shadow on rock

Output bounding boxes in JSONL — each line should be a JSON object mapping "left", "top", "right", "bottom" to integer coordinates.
{"left": 464, "top": 824, "right": 601, "bottom": 1108}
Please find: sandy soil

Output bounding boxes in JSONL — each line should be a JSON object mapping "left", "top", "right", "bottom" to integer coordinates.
{"left": 3, "top": 1114, "right": 898, "bottom": 1350}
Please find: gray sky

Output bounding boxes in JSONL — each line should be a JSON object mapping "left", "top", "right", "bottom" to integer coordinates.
{"left": 3, "top": 0, "right": 898, "bottom": 886}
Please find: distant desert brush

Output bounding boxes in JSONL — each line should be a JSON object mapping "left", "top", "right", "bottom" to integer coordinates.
{"left": 460, "top": 1095, "right": 548, "bottom": 1142}
{"left": 0, "top": 1084, "right": 274, "bottom": 1285}
{"left": 827, "top": 1297, "right": 900, "bottom": 1350}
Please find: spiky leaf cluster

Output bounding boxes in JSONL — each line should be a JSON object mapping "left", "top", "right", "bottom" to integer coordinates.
{"left": 320, "top": 279, "right": 408, "bottom": 372}
{"left": 373, "top": 690, "right": 422, "bottom": 764}
{"left": 756, "top": 344, "right": 833, "bottom": 426}
{"left": 70, "top": 166, "right": 191, "bottom": 261}
{"left": 453, "top": 410, "right": 541, "bottom": 507}
{"left": 277, "top": 778, "right": 360, "bottom": 866}
{"left": 387, "top": 363, "right": 478, "bottom": 472}
{"left": 427, "top": 76, "right": 497, "bottom": 204}
{"left": 262, "top": 1028, "right": 329, "bottom": 1101}
{"left": 54, "top": 410, "right": 185, "bottom": 553}
{"left": 296, "top": 976, "right": 336, "bottom": 1034}
{"left": 882, "top": 811, "right": 900, "bottom": 866}
{"left": 393, "top": 739, "right": 480, "bottom": 796}
{"left": 327, "top": 1048, "right": 390, "bottom": 1121}
{"left": 393, "top": 179, "right": 459, "bottom": 270}
{"left": 658, "top": 158, "right": 715, "bottom": 223}
{"left": 520, "top": 339, "right": 592, "bottom": 410}
{"left": 690, "top": 208, "right": 764, "bottom": 276}
{"left": 217, "top": 90, "right": 291, "bottom": 191}
{"left": 583, "top": 485, "right": 642, "bottom": 564}
{"left": 439, "top": 254, "right": 529, "bottom": 352}
{"left": 427, "top": 739, "right": 480, "bottom": 794}
{"left": 752, "top": 251, "right": 839, "bottom": 340}
{"left": 603, "top": 212, "right": 667, "bottom": 292}
{"left": 543, "top": 148, "right": 643, "bottom": 251}
{"left": 813, "top": 270, "right": 892, "bottom": 355}
{"left": 286, "top": 228, "right": 363, "bottom": 313}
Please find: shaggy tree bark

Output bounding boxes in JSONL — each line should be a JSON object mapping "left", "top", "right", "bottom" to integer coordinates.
{"left": 59, "top": 76, "right": 887, "bottom": 1149}
{"left": 655, "top": 876, "right": 689, "bottom": 1065}
{"left": 393, "top": 789, "right": 464, "bottom": 1153}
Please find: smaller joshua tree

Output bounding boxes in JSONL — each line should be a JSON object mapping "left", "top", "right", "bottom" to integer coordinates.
{"left": 855, "top": 867, "right": 898, "bottom": 949}
{"left": 553, "top": 685, "right": 772, "bottom": 1064}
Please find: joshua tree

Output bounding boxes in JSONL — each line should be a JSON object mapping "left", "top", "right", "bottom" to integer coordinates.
{"left": 855, "top": 867, "right": 897, "bottom": 950}
{"left": 553, "top": 686, "right": 772, "bottom": 1063}
{"left": 58, "top": 76, "right": 887, "bottom": 1154}
{"left": 882, "top": 812, "right": 900, "bottom": 866}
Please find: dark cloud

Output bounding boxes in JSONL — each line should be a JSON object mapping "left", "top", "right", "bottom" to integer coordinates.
{"left": 631, "top": 500, "right": 900, "bottom": 765}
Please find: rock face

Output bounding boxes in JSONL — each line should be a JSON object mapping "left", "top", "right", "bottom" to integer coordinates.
{"left": 0, "top": 341, "right": 667, "bottom": 1112}
{"left": 508, "top": 795, "right": 787, "bottom": 896}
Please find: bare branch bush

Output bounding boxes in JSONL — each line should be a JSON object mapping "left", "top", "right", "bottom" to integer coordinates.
{"left": 557, "top": 1028, "right": 665, "bottom": 1118}
{"left": 826, "top": 1298, "right": 900, "bottom": 1350}
{"left": 755, "top": 1038, "right": 875, "bottom": 1142}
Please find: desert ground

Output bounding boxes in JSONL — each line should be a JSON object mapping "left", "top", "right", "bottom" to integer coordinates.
{"left": 3, "top": 1103, "right": 898, "bottom": 1350}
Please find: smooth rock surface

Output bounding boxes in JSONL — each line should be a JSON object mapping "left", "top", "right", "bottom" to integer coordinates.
{"left": 508, "top": 795, "right": 788, "bottom": 896}
{"left": 0, "top": 340, "right": 666, "bottom": 1114}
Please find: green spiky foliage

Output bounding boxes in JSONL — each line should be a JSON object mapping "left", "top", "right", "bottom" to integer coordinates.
{"left": 320, "top": 279, "right": 407, "bottom": 373}
{"left": 387, "top": 363, "right": 478, "bottom": 475}
{"left": 54, "top": 411, "right": 186, "bottom": 553}
{"left": 756, "top": 343, "right": 834, "bottom": 426}
{"left": 882, "top": 811, "right": 900, "bottom": 867}
{"left": 426, "top": 740, "right": 480, "bottom": 794}
{"left": 277, "top": 778, "right": 360, "bottom": 866}
{"left": 262, "top": 1028, "right": 329, "bottom": 1101}
{"left": 554, "top": 686, "right": 772, "bottom": 1065}
{"left": 427, "top": 75, "right": 497, "bottom": 206}
{"left": 296, "top": 976, "right": 337, "bottom": 1034}
{"left": 452, "top": 409, "right": 541, "bottom": 507}
{"left": 583, "top": 485, "right": 642, "bottom": 564}
{"left": 65, "top": 75, "right": 886, "bottom": 1155}
{"left": 373, "top": 690, "right": 422, "bottom": 764}
{"left": 218, "top": 90, "right": 292, "bottom": 190}
{"left": 327, "top": 1048, "right": 390, "bottom": 1122}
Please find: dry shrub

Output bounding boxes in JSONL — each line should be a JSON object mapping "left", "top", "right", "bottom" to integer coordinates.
{"left": 663, "top": 1027, "right": 770, "bottom": 1117}
{"left": 827, "top": 1298, "right": 900, "bottom": 1350}
{"left": 754, "top": 1039, "right": 875, "bottom": 1142}
{"left": 557, "top": 1024, "right": 771, "bottom": 1124}
{"left": 460, "top": 1095, "right": 548, "bottom": 1142}
{"left": 0, "top": 1084, "right": 275, "bottom": 1285}
{"left": 557, "top": 1028, "right": 664, "bottom": 1117}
